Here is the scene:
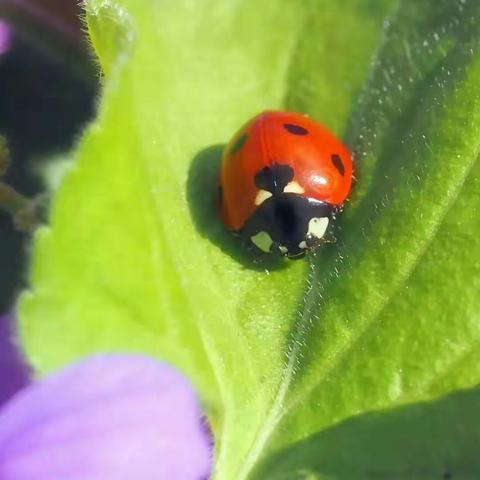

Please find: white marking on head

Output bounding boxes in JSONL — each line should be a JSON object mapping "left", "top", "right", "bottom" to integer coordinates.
{"left": 308, "top": 217, "right": 329, "bottom": 239}
{"left": 278, "top": 245, "right": 288, "bottom": 254}
{"left": 251, "top": 231, "right": 273, "bottom": 253}
{"left": 299, "top": 240, "right": 308, "bottom": 249}
{"left": 255, "top": 189, "right": 273, "bottom": 205}
{"left": 283, "top": 181, "right": 305, "bottom": 194}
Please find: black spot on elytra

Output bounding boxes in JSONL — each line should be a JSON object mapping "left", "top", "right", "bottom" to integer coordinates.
{"left": 229, "top": 133, "right": 247, "bottom": 155}
{"left": 331, "top": 154, "right": 345, "bottom": 176}
{"left": 254, "top": 164, "right": 294, "bottom": 194}
{"left": 284, "top": 123, "right": 308, "bottom": 135}
{"left": 218, "top": 185, "right": 223, "bottom": 204}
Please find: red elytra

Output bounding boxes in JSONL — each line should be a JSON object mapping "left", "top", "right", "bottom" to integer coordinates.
{"left": 218, "top": 111, "right": 354, "bottom": 258}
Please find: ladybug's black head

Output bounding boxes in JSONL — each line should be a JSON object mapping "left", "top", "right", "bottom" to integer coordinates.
{"left": 242, "top": 192, "right": 334, "bottom": 259}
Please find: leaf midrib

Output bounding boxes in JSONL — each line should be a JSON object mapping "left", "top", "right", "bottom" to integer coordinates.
{"left": 237, "top": 139, "right": 480, "bottom": 479}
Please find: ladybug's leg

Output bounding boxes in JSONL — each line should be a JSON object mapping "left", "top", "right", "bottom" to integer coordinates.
{"left": 322, "top": 230, "right": 337, "bottom": 244}
{"left": 271, "top": 241, "right": 288, "bottom": 257}
{"left": 330, "top": 205, "right": 344, "bottom": 219}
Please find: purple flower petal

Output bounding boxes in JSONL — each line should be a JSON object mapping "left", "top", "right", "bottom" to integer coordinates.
{"left": 0, "top": 315, "right": 31, "bottom": 406}
{"left": 0, "top": 21, "right": 12, "bottom": 56}
{"left": 0, "top": 355, "right": 212, "bottom": 479}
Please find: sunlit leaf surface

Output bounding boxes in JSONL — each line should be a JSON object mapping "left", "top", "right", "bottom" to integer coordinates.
{"left": 19, "top": 0, "right": 480, "bottom": 478}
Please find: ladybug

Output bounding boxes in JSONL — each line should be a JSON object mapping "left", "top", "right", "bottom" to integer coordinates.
{"left": 218, "top": 111, "right": 353, "bottom": 259}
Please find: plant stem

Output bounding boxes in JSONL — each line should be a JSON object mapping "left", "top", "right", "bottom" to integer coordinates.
{"left": 0, "top": 138, "right": 41, "bottom": 233}
{"left": 0, "top": 182, "right": 39, "bottom": 232}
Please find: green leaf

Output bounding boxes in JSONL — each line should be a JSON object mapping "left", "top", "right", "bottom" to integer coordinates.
{"left": 256, "top": 386, "right": 480, "bottom": 479}
{"left": 18, "top": 0, "right": 480, "bottom": 479}
{"left": 248, "top": 0, "right": 480, "bottom": 477}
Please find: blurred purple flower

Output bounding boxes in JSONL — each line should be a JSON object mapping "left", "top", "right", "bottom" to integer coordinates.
{"left": 0, "top": 315, "right": 31, "bottom": 406}
{"left": 0, "top": 21, "right": 12, "bottom": 56}
{"left": 0, "top": 355, "right": 212, "bottom": 479}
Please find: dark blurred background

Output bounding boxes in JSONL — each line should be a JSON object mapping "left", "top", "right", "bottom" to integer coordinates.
{"left": 0, "top": 2, "right": 99, "bottom": 313}
{"left": 0, "top": 2, "right": 98, "bottom": 404}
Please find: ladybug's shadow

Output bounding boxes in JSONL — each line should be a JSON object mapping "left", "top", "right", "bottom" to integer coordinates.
{"left": 187, "top": 144, "right": 285, "bottom": 272}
